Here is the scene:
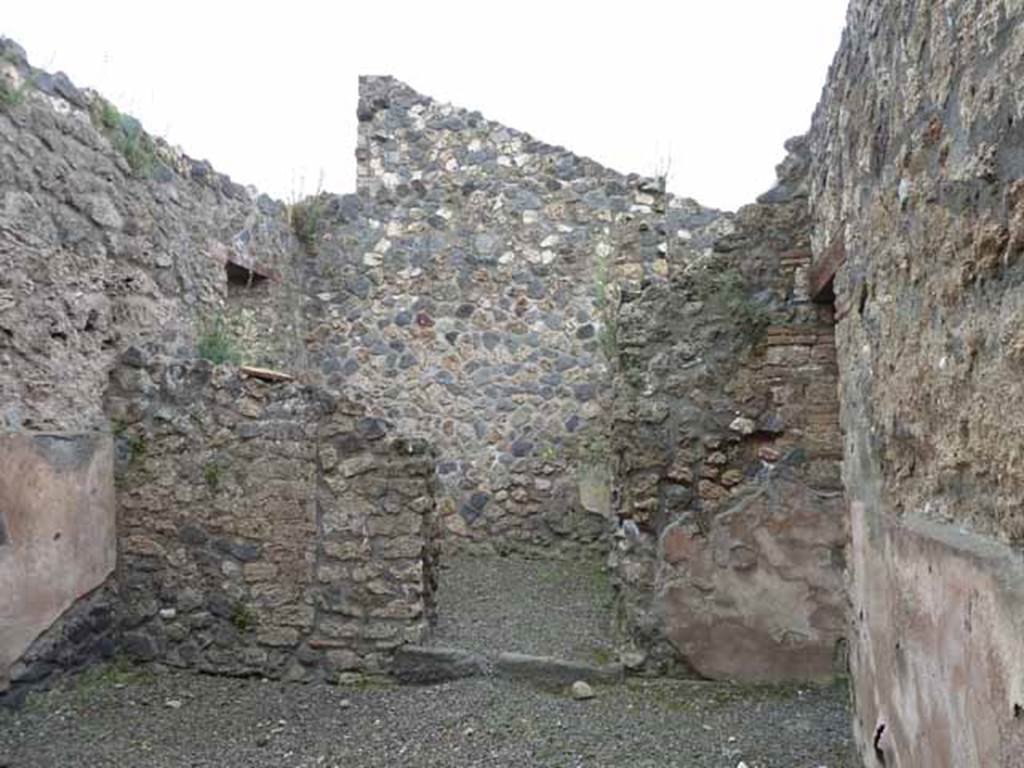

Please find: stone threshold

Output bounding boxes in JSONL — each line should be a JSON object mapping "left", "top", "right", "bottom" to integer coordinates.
{"left": 392, "top": 645, "right": 625, "bottom": 691}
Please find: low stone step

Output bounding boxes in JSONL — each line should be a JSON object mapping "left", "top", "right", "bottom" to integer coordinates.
{"left": 494, "top": 652, "right": 624, "bottom": 691}
{"left": 392, "top": 645, "right": 487, "bottom": 685}
{"left": 392, "top": 644, "right": 625, "bottom": 692}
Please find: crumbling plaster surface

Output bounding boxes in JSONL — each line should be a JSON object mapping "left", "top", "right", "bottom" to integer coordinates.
{"left": 0, "top": 433, "right": 115, "bottom": 690}
{"left": 849, "top": 506, "right": 1024, "bottom": 766}
{"left": 659, "top": 479, "right": 845, "bottom": 683}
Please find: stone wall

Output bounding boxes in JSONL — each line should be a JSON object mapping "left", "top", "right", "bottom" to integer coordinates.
{"left": 610, "top": 138, "right": 846, "bottom": 681}
{"left": 0, "top": 31, "right": 744, "bottom": 575}
{"left": 106, "top": 356, "right": 438, "bottom": 681}
{"left": 302, "top": 76, "right": 728, "bottom": 555}
{"left": 0, "top": 38, "right": 303, "bottom": 436}
{"left": 1, "top": 36, "right": 851, "bottom": 694}
{"left": 0, "top": 37, "right": 307, "bottom": 694}
{"left": 808, "top": 0, "right": 1024, "bottom": 763}
{"left": 18, "top": 8, "right": 1024, "bottom": 750}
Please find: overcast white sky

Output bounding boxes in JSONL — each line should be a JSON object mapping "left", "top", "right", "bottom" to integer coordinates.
{"left": 6, "top": 1, "right": 848, "bottom": 211}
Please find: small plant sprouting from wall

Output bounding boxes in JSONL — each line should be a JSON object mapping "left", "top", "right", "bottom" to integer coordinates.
{"left": 0, "top": 59, "right": 34, "bottom": 110}
{"left": 652, "top": 154, "right": 672, "bottom": 195}
{"left": 203, "top": 462, "right": 223, "bottom": 491}
{"left": 290, "top": 197, "right": 320, "bottom": 250}
{"left": 113, "top": 431, "right": 149, "bottom": 489}
{"left": 572, "top": 433, "right": 613, "bottom": 467}
{"left": 538, "top": 443, "right": 560, "bottom": 463}
{"left": 290, "top": 195, "right": 326, "bottom": 254}
{"left": 693, "top": 267, "right": 771, "bottom": 343}
{"left": 116, "top": 121, "right": 157, "bottom": 176}
{"left": 0, "top": 79, "right": 26, "bottom": 108}
{"left": 594, "top": 248, "right": 621, "bottom": 363}
{"left": 89, "top": 96, "right": 158, "bottom": 176}
{"left": 231, "top": 601, "right": 257, "bottom": 633}
{"left": 127, "top": 434, "right": 147, "bottom": 464}
{"left": 93, "top": 97, "right": 121, "bottom": 132}
{"left": 289, "top": 173, "right": 327, "bottom": 254}
{"left": 197, "top": 314, "right": 241, "bottom": 366}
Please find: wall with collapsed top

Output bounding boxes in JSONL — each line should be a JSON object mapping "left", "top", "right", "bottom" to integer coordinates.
{"left": 0, "top": 36, "right": 308, "bottom": 697}
{"left": 808, "top": 0, "right": 1024, "bottom": 764}
{"left": 301, "top": 76, "right": 729, "bottom": 554}
{"left": 107, "top": 357, "right": 438, "bottom": 682}
{"left": 610, "top": 137, "right": 846, "bottom": 680}
{"left": 0, "top": 39, "right": 303, "bottom": 436}
{"left": 19, "top": 3, "right": 1024, "bottom": 747}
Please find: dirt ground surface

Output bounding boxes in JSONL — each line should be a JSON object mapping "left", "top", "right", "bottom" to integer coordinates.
{"left": 429, "top": 554, "right": 620, "bottom": 663}
{"left": 0, "top": 663, "right": 854, "bottom": 768}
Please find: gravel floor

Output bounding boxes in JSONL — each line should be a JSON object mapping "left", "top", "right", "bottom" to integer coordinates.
{"left": 430, "top": 555, "right": 619, "bottom": 663}
{"left": 0, "top": 666, "right": 854, "bottom": 767}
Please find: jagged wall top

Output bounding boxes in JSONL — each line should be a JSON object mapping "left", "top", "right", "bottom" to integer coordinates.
{"left": 0, "top": 36, "right": 303, "bottom": 432}
{"left": 356, "top": 75, "right": 662, "bottom": 201}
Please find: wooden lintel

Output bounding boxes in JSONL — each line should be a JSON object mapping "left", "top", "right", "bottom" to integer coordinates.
{"left": 240, "top": 366, "right": 294, "bottom": 383}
